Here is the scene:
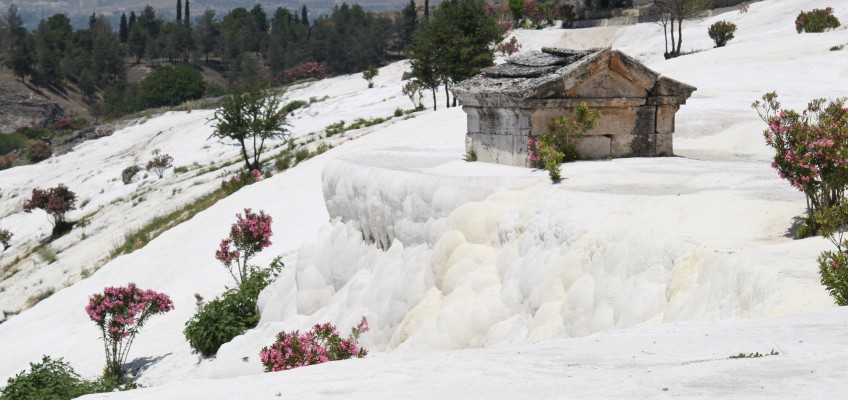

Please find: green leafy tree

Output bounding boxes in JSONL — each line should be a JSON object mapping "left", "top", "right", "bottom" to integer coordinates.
{"left": 363, "top": 65, "right": 378, "bottom": 88}
{"left": 127, "top": 25, "right": 147, "bottom": 63}
{"left": 209, "top": 83, "right": 289, "bottom": 171}
{"left": 5, "top": 33, "right": 34, "bottom": 81}
{"left": 139, "top": 64, "right": 205, "bottom": 108}
{"left": 508, "top": 0, "right": 525, "bottom": 27}
{"left": 409, "top": 27, "right": 441, "bottom": 110}
{"left": 78, "top": 68, "right": 97, "bottom": 102}
{"left": 195, "top": 8, "right": 219, "bottom": 63}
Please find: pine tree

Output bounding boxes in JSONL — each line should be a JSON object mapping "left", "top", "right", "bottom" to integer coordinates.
{"left": 177, "top": 0, "right": 183, "bottom": 22}
{"left": 4, "top": 4, "right": 25, "bottom": 50}
{"left": 119, "top": 13, "right": 129, "bottom": 43}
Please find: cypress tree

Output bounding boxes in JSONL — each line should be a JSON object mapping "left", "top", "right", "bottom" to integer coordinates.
{"left": 301, "top": 5, "right": 308, "bottom": 26}
{"left": 425, "top": 0, "right": 430, "bottom": 19}
{"left": 119, "top": 13, "right": 129, "bottom": 43}
{"left": 184, "top": 0, "right": 191, "bottom": 27}
{"left": 177, "top": 0, "right": 182, "bottom": 22}
{"left": 129, "top": 11, "right": 137, "bottom": 31}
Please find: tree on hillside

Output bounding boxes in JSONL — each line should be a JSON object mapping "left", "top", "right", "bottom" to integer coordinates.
{"left": 177, "top": 0, "right": 183, "bottom": 22}
{"left": 184, "top": 0, "right": 191, "bottom": 27}
{"left": 128, "top": 24, "right": 148, "bottom": 63}
{"left": 119, "top": 13, "right": 129, "bottom": 43}
{"left": 654, "top": 0, "right": 711, "bottom": 57}
{"left": 139, "top": 64, "right": 205, "bottom": 108}
{"left": 2, "top": 4, "right": 26, "bottom": 51}
{"left": 398, "top": 0, "right": 418, "bottom": 52}
{"left": 301, "top": 5, "right": 309, "bottom": 26}
{"left": 5, "top": 33, "right": 34, "bottom": 81}
{"left": 195, "top": 8, "right": 219, "bottom": 63}
{"left": 409, "top": 0, "right": 502, "bottom": 109}
{"left": 209, "top": 84, "right": 289, "bottom": 171}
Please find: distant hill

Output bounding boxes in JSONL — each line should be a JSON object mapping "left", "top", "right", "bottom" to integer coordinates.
{"left": 1, "top": 0, "right": 420, "bottom": 28}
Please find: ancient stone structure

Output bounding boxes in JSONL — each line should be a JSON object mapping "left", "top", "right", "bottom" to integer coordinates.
{"left": 451, "top": 47, "right": 696, "bottom": 167}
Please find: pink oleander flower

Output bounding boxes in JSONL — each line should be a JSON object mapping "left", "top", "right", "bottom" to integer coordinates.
{"left": 86, "top": 283, "right": 173, "bottom": 379}
{"left": 259, "top": 316, "right": 369, "bottom": 373}
{"left": 216, "top": 208, "right": 274, "bottom": 285}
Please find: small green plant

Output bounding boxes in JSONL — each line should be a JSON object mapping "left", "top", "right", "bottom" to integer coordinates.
{"left": 796, "top": 7, "right": 840, "bottom": 33}
{"left": 464, "top": 148, "right": 477, "bottom": 162}
{"left": 294, "top": 149, "right": 310, "bottom": 164}
{"left": 0, "top": 356, "right": 121, "bottom": 400}
{"left": 831, "top": 44, "right": 845, "bottom": 51}
{"left": 363, "top": 65, "right": 379, "bottom": 88}
{"left": 814, "top": 203, "right": 848, "bottom": 305}
{"left": 274, "top": 153, "right": 292, "bottom": 171}
{"left": 184, "top": 261, "right": 281, "bottom": 357}
{"left": 315, "top": 143, "right": 331, "bottom": 155}
{"left": 708, "top": 20, "right": 737, "bottom": 47}
{"left": 37, "top": 246, "right": 58, "bottom": 264}
{"left": 325, "top": 121, "right": 346, "bottom": 137}
{"left": 282, "top": 100, "right": 308, "bottom": 114}
{"left": 729, "top": 349, "right": 779, "bottom": 359}
{"left": 173, "top": 165, "right": 189, "bottom": 174}
{"left": 527, "top": 102, "right": 600, "bottom": 183}
{"left": 394, "top": 107, "right": 404, "bottom": 117}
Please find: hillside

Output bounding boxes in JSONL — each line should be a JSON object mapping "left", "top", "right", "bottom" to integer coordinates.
{"left": 1, "top": 0, "right": 847, "bottom": 398}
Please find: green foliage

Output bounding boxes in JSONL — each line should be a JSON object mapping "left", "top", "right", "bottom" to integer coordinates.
{"left": 708, "top": 20, "right": 737, "bottom": 47}
{"left": 325, "top": 121, "right": 346, "bottom": 137}
{"left": 394, "top": 107, "right": 404, "bottom": 117}
{"left": 184, "top": 266, "right": 280, "bottom": 357}
{"left": 410, "top": 0, "right": 503, "bottom": 110}
{"left": 728, "top": 349, "right": 779, "bottom": 359}
{"left": 173, "top": 165, "right": 189, "bottom": 174}
{"left": 796, "top": 8, "right": 841, "bottom": 33}
{"left": 528, "top": 102, "right": 601, "bottom": 183}
{"left": 282, "top": 100, "right": 308, "bottom": 114}
{"left": 0, "top": 133, "right": 28, "bottom": 155}
{"left": 204, "top": 82, "right": 227, "bottom": 98}
{"left": 814, "top": 203, "right": 848, "bottom": 305}
{"left": 464, "top": 148, "right": 477, "bottom": 162}
{"left": 274, "top": 152, "right": 292, "bottom": 171}
{"left": 209, "top": 83, "right": 289, "bottom": 171}
{"left": 36, "top": 246, "right": 58, "bottom": 264}
{"left": 363, "top": 65, "right": 379, "bottom": 88}
{"left": 294, "top": 149, "right": 310, "bottom": 164}
{"left": 0, "top": 356, "right": 113, "bottom": 400}
{"left": 139, "top": 65, "right": 206, "bottom": 108}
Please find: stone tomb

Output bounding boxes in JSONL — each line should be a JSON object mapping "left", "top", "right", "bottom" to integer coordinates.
{"left": 451, "top": 47, "right": 696, "bottom": 167}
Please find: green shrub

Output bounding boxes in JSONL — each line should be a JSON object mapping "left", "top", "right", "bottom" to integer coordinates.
{"left": 294, "top": 149, "right": 310, "bottom": 164}
{"left": 796, "top": 8, "right": 840, "bottom": 33}
{"left": 708, "top": 21, "right": 737, "bottom": 47}
{"left": 274, "top": 153, "right": 292, "bottom": 171}
{"left": 282, "top": 100, "right": 308, "bottom": 114}
{"left": 139, "top": 65, "right": 206, "bottom": 108}
{"left": 394, "top": 107, "right": 404, "bottom": 117}
{"left": 173, "top": 165, "right": 189, "bottom": 174}
{"left": 0, "top": 356, "right": 101, "bottom": 400}
{"left": 815, "top": 204, "right": 848, "bottom": 305}
{"left": 0, "top": 133, "right": 28, "bottom": 155}
{"left": 184, "top": 267, "right": 279, "bottom": 357}
{"left": 204, "top": 82, "right": 227, "bottom": 98}
{"left": 19, "top": 127, "right": 53, "bottom": 140}
{"left": 325, "top": 121, "right": 346, "bottom": 137}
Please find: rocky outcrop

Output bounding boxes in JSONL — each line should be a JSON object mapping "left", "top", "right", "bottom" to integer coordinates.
{"left": 0, "top": 82, "right": 64, "bottom": 133}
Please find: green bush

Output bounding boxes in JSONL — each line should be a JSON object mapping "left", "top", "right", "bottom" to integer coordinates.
{"left": 796, "top": 8, "right": 840, "bottom": 33}
{"left": 0, "top": 133, "right": 28, "bottom": 155}
{"left": 19, "top": 127, "right": 53, "bottom": 140}
{"left": 0, "top": 356, "right": 102, "bottom": 400}
{"left": 282, "top": 100, "right": 308, "bottom": 114}
{"left": 815, "top": 204, "right": 848, "bottom": 305}
{"left": 325, "top": 121, "right": 346, "bottom": 137}
{"left": 708, "top": 20, "right": 737, "bottom": 47}
{"left": 294, "top": 149, "right": 310, "bottom": 164}
{"left": 184, "top": 267, "right": 279, "bottom": 357}
{"left": 139, "top": 65, "right": 206, "bottom": 108}
{"left": 204, "top": 82, "right": 227, "bottom": 98}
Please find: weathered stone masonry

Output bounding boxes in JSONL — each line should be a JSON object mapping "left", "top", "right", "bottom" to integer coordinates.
{"left": 451, "top": 47, "right": 696, "bottom": 167}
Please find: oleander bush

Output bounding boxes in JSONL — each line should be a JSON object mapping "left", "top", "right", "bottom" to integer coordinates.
{"left": 23, "top": 184, "right": 77, "bottom": 236}
{"left": 260, "top": 317, "right": 369, "bottom": 372}
{"left": 221, "top": 169, "right": 263, "bottom": 195}
{"left": 0, "top": 356, "right": 104, "bottom": 400}
{"left": 796, "top": 7, "right": 840, "bottom": 33}
{"left": 753, "top": 93, "right": 848, "bottom": 235}
{"left": 527, "top": 102, "right": 600, "bottom": 183}
{"left": 145, "top": 149, "right": 174, "bottom": 179}
{"left": 26, "top": 140, "right": 52, "bottom": 162}
{"left": 85, "top": 283, "right": 174, "bottom": 379}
